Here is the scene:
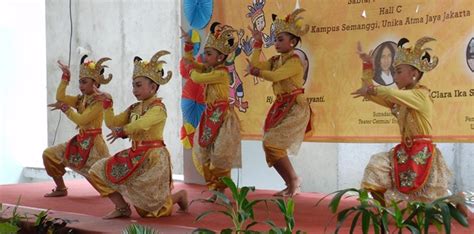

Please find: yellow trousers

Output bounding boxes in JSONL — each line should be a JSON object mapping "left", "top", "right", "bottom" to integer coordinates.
{"left": 263, "top": 143, "right": 287, "bottom": 167}
{"left": 201, "top": 160, "right": 231, "bottom": 191}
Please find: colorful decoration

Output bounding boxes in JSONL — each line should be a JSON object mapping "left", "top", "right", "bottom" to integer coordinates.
{"left": 183, "top": 0, "right": 213, "bottom": 29}
{"left": 189, "top": 29, "right": 201, "bottom": 56}
{"left": 180, "top": 123, "right": 195, "bottom": 149}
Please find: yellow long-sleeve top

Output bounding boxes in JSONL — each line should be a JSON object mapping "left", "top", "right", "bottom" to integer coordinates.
{"left": 184, "top": 48, "right": 229, "bottom": 104}
{"left": 104, "top": 96, "right": 166, "bottom": 142}
{"left": 250, "top": 48, "right": 304, "bottom": 96}
{"left": 361, "top": 68, "right": 433, "bottom": 140}
{"left": 56, "top": 80, "right": 103, "bottom": 130}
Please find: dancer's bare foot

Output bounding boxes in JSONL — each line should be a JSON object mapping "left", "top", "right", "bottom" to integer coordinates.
{"left": 284, "top": 177, "right": 302, "bottom": 197}
{"left": 44, "top": 187, "right": 68, "bottom": 197}
{"left": 175, "top": 190, "right": 189, "bottom": 212}
{"left": 102, "top": 204, "right": 131, "bottom": 219}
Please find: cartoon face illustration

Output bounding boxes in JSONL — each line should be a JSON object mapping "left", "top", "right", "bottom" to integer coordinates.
{"left": 254, "top": 15, "right": 266, "bottom": 31}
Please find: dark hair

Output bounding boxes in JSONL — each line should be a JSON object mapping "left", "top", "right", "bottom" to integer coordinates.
{"left": 283, "top": 32, "right": 301, "bottom": 47}
{"left": 374, "top": 42, "right": 396, "bottom": 84}
{"left": 146, "top": 77, "right": 159, "bottom": 93}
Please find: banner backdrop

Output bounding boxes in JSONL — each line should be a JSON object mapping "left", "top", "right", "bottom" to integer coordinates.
{"left": 204, "top": 0, "right": 473, "bottom": 142}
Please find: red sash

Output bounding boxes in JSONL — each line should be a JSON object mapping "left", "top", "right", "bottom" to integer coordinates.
{"left": 393, "top": 136, "right": 434, "bottom": 194}
{"left": 105, "top": 140, "right": 165, "bottom": 184}
{"left": 264, "top": 89, "right": 304, "bottom": 132}
{"left": 64, "top": 129, "right": 102, "bottom": 170}
{"left": 198, "top": 100, "right": 229, "bottom": 147}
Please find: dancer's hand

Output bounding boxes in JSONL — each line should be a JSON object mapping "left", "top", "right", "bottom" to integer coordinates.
{"left": 57, "top": 60, "right": 70, "bottom": 82}
{"left": 93, "top": 86, "right": 113, "bottom": 109}
{"left": 244, "top": 58, "right": 259, "bottom": 77}
{"left": 106, "top": 127, "right": 125, "bottom": 144}
{"left": 351, "top": 85, "right": 376, "bottom": 98}
{"left": 356, "top": 42, "right": 373, "bottom": 64}
{"left": 247, "top": 26, "right": 263, "bottom": 43}
{"left": 180, "top": 26, "right": 191, "bottom": 44}
{"left": 48, "top": 101, "right": 69, "bottom": 112}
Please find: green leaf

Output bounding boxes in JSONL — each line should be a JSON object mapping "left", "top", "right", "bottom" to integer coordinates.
{"left": 210, "top": 190, "right": 232, "bottom": 205}
{"left": 437, "top": 202, "right": 451, "bottom": 234}
{"left": 0, "top": 223, "right": 20, "bottom": 234}
{"left": 195, "top": 210, "right": 231, "bottom": 222}
{"left": 245, "top": 221, "right": 259, "bottom": 230}
{"left": 361, "top": 210, "right": 370, "bottom": 234}
{"left": 405, "top": 224, "right": 420, "bottom": 234}
{"left": 221, "top": 177, "right": 238, "bottom": 200}
{"left": 369, "top": 211, "right": 380, "bottom": 234}
{"left": 349, "top": 212, "right": 361, "bottom": 233}
{"left": 192, "top": 228, "right": 216, "bottom": 234}
{"left": 335, "top": 207, "right": 356, "bottom": 233}
{"left": 220, "top": 228, "right": 233, "bottom": 234}
{"left": 329, "top": 188, "right": 360, "bottom": 213}
{"left": 264, "top": 219, "right": 278, "bottom": 228}
{"left": 423, "top": 204, "right": 434, "bottom": 234}
{"left": 122, "top": 224, "right": 157, "bottom": 234}
{"left": 448, "top": 203, "right": 469, "bottom": 227}
{"left": 287, "top": 199, "right": 295, "bottom": 215}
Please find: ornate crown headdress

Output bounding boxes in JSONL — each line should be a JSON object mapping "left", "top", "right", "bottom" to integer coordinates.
{"left": 79, "top": 55, "right": 112, "bottom": 85}
{"left": 246, "top": 0, "right": 265, "bottom": 23}
{"left": 132, "top": 50, "right": 172, "bottom": 85}
{"left": 272, "top": 8, "right": 309, "bottom": 38}
{"left": 205, "top": 23, "right": 239, "bottom": 55}
{"left": 393, "top": 37, "right": 439, "bottom": 72}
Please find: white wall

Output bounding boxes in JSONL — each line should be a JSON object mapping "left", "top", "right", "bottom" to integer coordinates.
{"left": 45, "top": 0, "right": 183, "bottom": 174}
{"left": 0, "top": 0, "right": 47, "bottom": 184}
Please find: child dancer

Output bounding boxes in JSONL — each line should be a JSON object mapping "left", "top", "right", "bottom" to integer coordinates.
{"left": 181, "top": 23, "right": 242, "bottom": 199}
{"left": 89, "top": 51, "right": 187, "bottom": 219}
{"left": 353, "top": 37, "right": 468, "bottom": 216}
{"left": 246, "top": 9, "right": 311, "bottom": 197}
{"left": 43, "top": 56, "right": 112, "bottom": 197}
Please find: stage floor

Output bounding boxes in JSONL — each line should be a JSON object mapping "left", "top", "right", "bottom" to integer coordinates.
{"left": 0, "top": 180, "right": 472, "bottom": 233}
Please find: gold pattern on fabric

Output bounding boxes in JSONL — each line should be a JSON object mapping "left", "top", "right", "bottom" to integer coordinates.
{"left": 43, "top": 136, "right": 110, "bottom": 194}
{"left": 89, "top": 147, "right": 173, "bottom": 216}
{"left": 193, "top": 109, "right": 241, "bottom": 189}
{"left": 399, "top": 170, "right": 417, "bottom": 187}
{"left": 412, "top": 147, "right": 431, "bottom": 165}
{"left": 361, "top": 147, "right": 451, "bottom": 203}
{"left": 263, "top": 101, "right": 310, "bottom": 157}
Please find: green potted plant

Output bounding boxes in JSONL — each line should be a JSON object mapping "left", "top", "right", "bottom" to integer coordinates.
{"left": 316, "top": 188, "right": 469, "bottom": 234}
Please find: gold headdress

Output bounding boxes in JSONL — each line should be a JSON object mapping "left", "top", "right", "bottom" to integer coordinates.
{"left": 393, "top": 37, "right": 439, "bottom": 72}
{"left": 205, "top": 24, "right": 239, "bottom": 55}
{"left": 79, "top": 55, "right": 113, "bottom": 85}
{"left": 132, "top": 50, "right": 172, "bottom": 85}
{"left": 272, "top": 8, "right": 309, "bottom": 37}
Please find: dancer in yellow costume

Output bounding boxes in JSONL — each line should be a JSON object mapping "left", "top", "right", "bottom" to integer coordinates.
{"left": 89, "top": 51, "right": 188, "bottom": 219}
{"left": 43, "top": 56, "right": 112, "bottom": 197}
{"left": 181, "top": 23, "right": 242, "bottom": 198}
{"left": 352, "top": 37, "right": 469, "bottom": 216}
{"left": 246, "top": 9, "right": 312, "bottom": 197}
